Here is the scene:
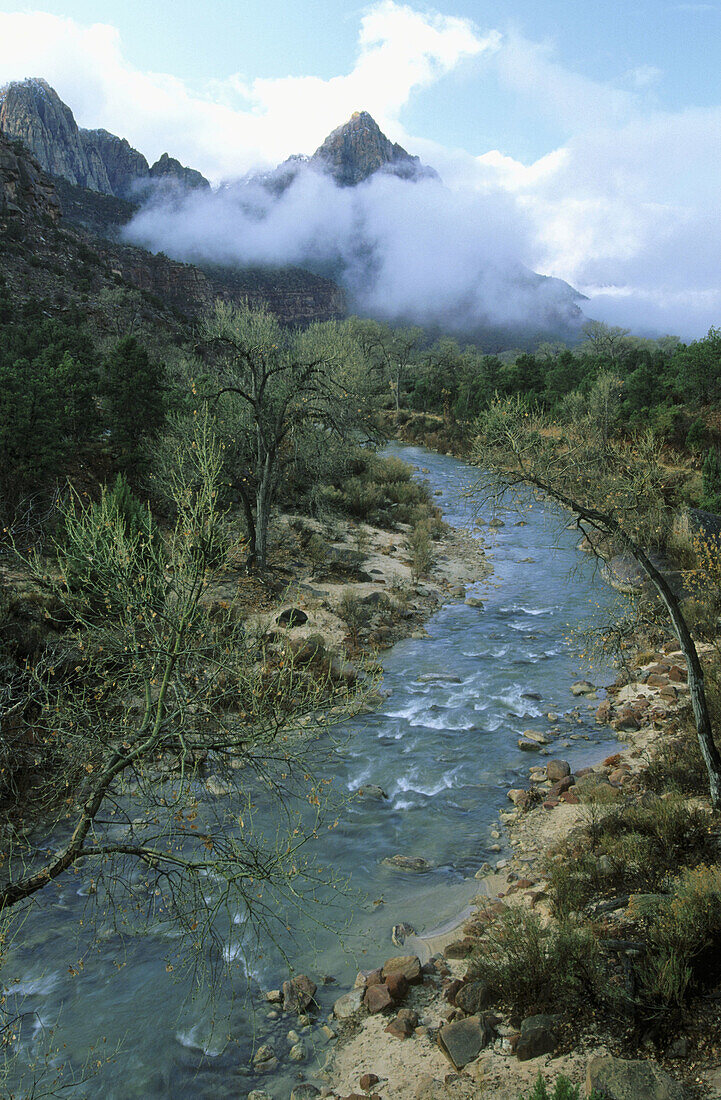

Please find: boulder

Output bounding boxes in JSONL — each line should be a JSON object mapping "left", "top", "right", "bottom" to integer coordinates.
{"left": 465, "top": 597, "right": 485, "bottom": 608}
{"left": 333, "top": 988, "right": 364, "bottom": 1020}
{"left": 277, "top": 607, "right": 309, "bottom": 627}
{"left": 289, "top": 1040, "right": 307, "bottom": 1061}
{"left": 516, "top": 1024, "right": 557, "bottom": 1061}
{"left": 381, "top": 855, "right": 433, "bottom": 874}
{"left": 385, "top": 970, "right": 409, "bottom": 1002}
{"left": 356, "top": 784, "right": 388, "bottom": 801}
{"left": 290, "top": 1087, "right": 321, "bottom": 1100}
{"left": 391, "top": 921, "right": 416, "bottom": 946}
{"left": 416, "top": 673, "right": 462, "bottom": 684}
{"left": 571, "top": 680, "right": 596, "bottom": 696}
{"left": 585, "top": 1055, "right": 687, "bottom": 1099}
{"left": 443, "top": 937, "right": 475, "bottom": 959}
{"left": 382, "top": 955, "right": 423, "bottom": 985}
{"left": 364, "top": 983, "right": 393, "bottom": 1014}
{"left": 385, "top": 1008, "right": 418, "bottom": 1039}
{"left": 282, "top": 974, "right": 317, "bottom": 1014}
{"left": 360, "top": 1073, "right": 380, "bottom": 1091}
{"left": 454, "top": 980, "right": 493, "bottom": 1014}
{"left": 546, "top": 759, "right": 571, "bottom": 781}
{"left": 437, "top": 1015, "right": 492, "bottom": 1069}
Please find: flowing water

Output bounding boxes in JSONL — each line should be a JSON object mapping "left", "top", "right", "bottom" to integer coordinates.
{"left": 3, "top": 444, "right": 623, "bottom": 1099}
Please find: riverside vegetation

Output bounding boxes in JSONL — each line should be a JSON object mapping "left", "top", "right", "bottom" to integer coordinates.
{"left": 2, "top": 258, "right": 721, "bottom": 1094}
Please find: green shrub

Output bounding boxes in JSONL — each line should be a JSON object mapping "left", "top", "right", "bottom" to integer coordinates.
{"left": 468, "top": 907, "right": 602, "bottom": 1017}
{"left": 645, "top": 732, "right": 708, "bottom": 797}
{"left": 338, "top": 590, "right": 370, "bottom": 644}
{"left": 410, "top": 517, "right": 434, "bottom": 580}
{"left": 519, "top": 1075, "right": 591, "bottom": 1100}
{"left": 632, "top": 863, "right": 721, "bottom": 1018}
{"left": 547, "top": 796, "right": 713, "bottom": 917}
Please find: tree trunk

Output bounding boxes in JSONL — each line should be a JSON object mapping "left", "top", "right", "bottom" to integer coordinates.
{"left": 255, "top": 482, "right": 270, "bottom": 571}
{"left": 623, "top": 539, "right": 721, "bottom": 808}
{"left": 522, "top": 474, "right": 721, "bottom": 808}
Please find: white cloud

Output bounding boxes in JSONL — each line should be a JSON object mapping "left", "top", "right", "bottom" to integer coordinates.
{"left": 0, "top": 5, "right": 720, "bottom": 337}
{"left": 0, "top": 5, "right": 497, "bottom": 181}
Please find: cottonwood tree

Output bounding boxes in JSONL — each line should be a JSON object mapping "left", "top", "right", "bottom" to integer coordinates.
{"left": 201, "top": 301, "right": 378, "bottom": 571}
{"left": 473, "top": 396, "right": 721, "bottom": 807}
{"left": 0, "top": 412, "right": 362, "bottom": 951}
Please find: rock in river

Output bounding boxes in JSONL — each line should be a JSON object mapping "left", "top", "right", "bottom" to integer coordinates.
{"left": 381, "top": 855, "right": 433, "bottom": 873}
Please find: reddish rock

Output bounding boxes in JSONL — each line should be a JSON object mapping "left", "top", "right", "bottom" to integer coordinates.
{"left": 549, "top": 775, "right": 575, "bottom": 795}
{"left": 282, "top": 973, "right": 317, "bottom": 1013}
{"left": 364, "top": 968, "right": 383, "bottom": 988}
{"left": 613, "top": 709, "right": 640, "bottom": 731}
{"left": 444, "top": 978, "right": 463, "bottom": 1004}
{"left": 608, "top": 767, "right": 630, "bottom": 784}
{"left": 385, "top": 971, "right": 408, "bottom": 1003}
{"left": 560, "top": 790, "right": 580, "bottom": 805}
{"left": 359, "top": 1073, "right": 380, "bottom": 1092}
{"left": 385, "top": 1008, "right": 418, "bottom": 1039}
{"left": 603, "top": 752, "right": 622, "bottom": 767}
{"left": 543, "top": 799, "right": 560, "bottom": 809}
{"left": 364, "top": 983, "right": 393, "bottom": 1014}
{"left": 668, "top": 665, "right": 687, "bottom": 682}
{"left": 646, "top": 673, "right": 669, "bottom": 687}
{"left": 596, "top": 701, "right": 613, "bottom": 722}
{"left": 382, "top": 955, "right": 422, "bottom": 985}
{"left": 659, "top": 686, "right": 678, "bottom": 700}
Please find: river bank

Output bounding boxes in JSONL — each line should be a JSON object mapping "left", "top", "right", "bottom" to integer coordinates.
{"left": 322, "top": 639, "right": 721, "bottom": 1100}
{"left": 0, "top": 443, "right": 667, "bottom": 1100}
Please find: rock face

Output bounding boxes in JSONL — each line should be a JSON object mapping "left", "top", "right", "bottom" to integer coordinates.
{"left": 0, "top": 79, "right": 112, "bottom": 192}
{"left": 0, "top": 78, "right": 209, "bottom": 198}
{"left": 0, "top": 130, "right": 60, "bottom": 220}
{"left": 310, "top": 110, "right": 439, "bottom": 187}
{"left": 81, "top": 128, "right": 150, "bottom": 199}
{"left": 149, "top": 151, "right": 210, "bottom": 192}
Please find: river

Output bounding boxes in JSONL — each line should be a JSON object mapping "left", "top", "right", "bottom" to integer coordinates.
{"left": 3, "top": 444, "right": 622, "bottom": 1099}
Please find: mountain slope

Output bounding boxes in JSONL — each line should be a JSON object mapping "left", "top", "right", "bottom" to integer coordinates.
{"left": 0, "top": 130, "right": 344, "bottom": 328}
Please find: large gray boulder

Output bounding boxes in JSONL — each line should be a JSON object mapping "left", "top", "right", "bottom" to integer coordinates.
{"left": 585, "top": 1055, "right": 688, "bottom": 1099}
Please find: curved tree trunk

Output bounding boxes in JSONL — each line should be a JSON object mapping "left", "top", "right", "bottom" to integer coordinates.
{"left": 525, "top": 475, "right": 721, "bottom": 808}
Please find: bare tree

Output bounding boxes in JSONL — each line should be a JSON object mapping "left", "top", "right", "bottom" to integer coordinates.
{"left": 201, "top": 301, "right": 377, "bottom": 570}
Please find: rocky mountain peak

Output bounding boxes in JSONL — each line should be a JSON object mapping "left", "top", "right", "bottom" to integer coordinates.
{"left": 148, "top": 152, "right": 210, "bottom": 192}
{"left": 0, "top": 77, "right": 112, "bottom": 193}
{"left": 310, "top": 110, "right": 438, "bottom": 187}
{"left": 0, "top": 79, "right": 210, "bottom": 199}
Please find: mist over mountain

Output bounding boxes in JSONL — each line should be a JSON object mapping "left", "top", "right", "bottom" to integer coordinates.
{"left": 126, "top": 110, "right": 585, "bottom": 344}
{"left": 0, "top": 79, "right": 585, "bottom": 345}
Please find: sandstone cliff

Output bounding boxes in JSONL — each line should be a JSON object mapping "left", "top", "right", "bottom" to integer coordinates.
{"left": 0, "top": 79, "right": 210, "bottom": 199}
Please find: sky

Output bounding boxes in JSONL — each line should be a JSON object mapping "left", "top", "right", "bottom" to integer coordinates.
{"left": 0, "top": 0, "right": 720, "bottom": 337}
